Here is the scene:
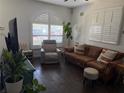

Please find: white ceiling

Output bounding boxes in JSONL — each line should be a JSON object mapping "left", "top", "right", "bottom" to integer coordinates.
{"left": 36, "top": 0, "right": 94, "bottom": 8}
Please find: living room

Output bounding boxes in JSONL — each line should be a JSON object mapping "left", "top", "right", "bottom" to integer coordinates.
{"left": 0, "top": 0, "right": 124, "bottom": 93}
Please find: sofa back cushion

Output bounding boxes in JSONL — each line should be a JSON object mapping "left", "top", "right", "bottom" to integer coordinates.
{"left": 43, "top": 44, "right": 56, "bottom": 52}
{"left": 86, "top": 45, "right": 102, "bottom": 59}
{"left": 64, "top": 47, "right": 74, "bottom": 52}
{"left": 42, "top": 40, "right": 56, "bottom": 52}
{"left": 114, "top": 52, "right": 124, "bottom": 60}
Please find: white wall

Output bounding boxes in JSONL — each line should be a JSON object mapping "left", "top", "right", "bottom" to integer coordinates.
{"left": 72, "top": 5, "right": 90, "bottom": 45}
{"left": 72, "top": 0, "right": 124, "bottom": 52}
{"left": 0, "top": 0, "right": 71, "bottom": 51}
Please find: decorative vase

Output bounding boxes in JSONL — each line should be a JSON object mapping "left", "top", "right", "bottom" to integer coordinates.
{"left": 5, "top": 77, "right": 23, "bottom": 93}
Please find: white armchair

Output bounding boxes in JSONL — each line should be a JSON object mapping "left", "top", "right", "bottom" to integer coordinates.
{"left": 41, "top": 40, "right": 61, "bottom": 64}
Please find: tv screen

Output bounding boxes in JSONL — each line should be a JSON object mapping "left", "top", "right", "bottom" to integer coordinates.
{"left": 9, "top": 18, "right": 18, "bottom": 38}
{"left": 5, "top": 18, "right": 19, "bottom": 53}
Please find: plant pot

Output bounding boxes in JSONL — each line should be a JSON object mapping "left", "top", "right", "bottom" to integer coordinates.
{"left": 5, "top": 76, "right": 23, "bottom": 93}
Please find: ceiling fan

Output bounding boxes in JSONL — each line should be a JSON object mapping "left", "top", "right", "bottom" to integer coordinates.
{"left": 64, "top": 0, "right": 88, "bottom": 2}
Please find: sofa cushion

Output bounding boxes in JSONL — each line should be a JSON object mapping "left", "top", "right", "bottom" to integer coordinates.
{"left": 87, "top": 46, "right": 102, "bottom": 59}
{"left": 65, "top": 52, "right": 95, "bottom": 63}
{"left": 45, "top": 52, "right": 58, "bottom": 61}
{"left": 87, "top": 61, "right": 106, "bottom": 71}
{"left": 77, "top": 56, "right": 95, "bottom": 63}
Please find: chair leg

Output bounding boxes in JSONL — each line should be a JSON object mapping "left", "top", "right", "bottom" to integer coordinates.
{"left": 91, "top": 80, "right": 94, "bottom": 88}
{"left": 83, "top": 77, "right": 86, "bottom": 87}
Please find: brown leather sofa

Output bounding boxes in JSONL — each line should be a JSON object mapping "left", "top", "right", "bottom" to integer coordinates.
{"left": 64, "top": 45, "right": 124, "bottom": 82}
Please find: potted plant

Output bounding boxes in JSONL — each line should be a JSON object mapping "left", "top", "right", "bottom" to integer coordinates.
{"left": 63, "top": 22, "right": 73, "bottom": 47}
{"left": 1, "top": 49, "right": 27, "bottom": 93}
{"left": 24, "top": 79, "right": 46, "bottom": 93}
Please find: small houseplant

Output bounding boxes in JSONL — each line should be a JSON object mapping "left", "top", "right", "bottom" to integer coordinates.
{"left": 1, "top": 49, "right": 27, "bottom": 93}
{"left": 63, "top": 22, "right": 73, "bottom": 47}
{"left": 24, "top": 79, "right": 46, "bottom": 93}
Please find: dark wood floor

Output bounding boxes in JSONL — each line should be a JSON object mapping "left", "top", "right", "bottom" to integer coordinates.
{"left": 32, "top": 58, "right": 124, "bottom": 93}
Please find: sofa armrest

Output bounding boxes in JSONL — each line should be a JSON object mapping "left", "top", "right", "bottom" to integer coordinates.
{"left": 105, "top": 62, "right": 116, "bottom": 70}
{"left": 57, "top": 48, "right": 61, "bottom": 53}
{"left": 41, "top": 48, "right": 45, "bottom": 53}
{"left": 104, "top": 59, "right": 123, "bottom": 68}
{"left": 100, "top": 59, "right": 122, "bottom": 66}
{"left": 99, "top": 62, "right": 117, "bottom": 82}
{"left": 111, "top": 59, "right": 123, "bottom": 64}
{"left": 24, "top": 59, "right": 35, "bottom": 71}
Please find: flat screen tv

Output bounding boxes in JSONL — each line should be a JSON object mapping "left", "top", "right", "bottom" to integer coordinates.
{"left": 5, "top": 18, "right": 19, "bottom": 53}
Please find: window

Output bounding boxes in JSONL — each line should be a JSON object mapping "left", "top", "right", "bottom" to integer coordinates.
{"left": 32, "top": 23, "right": 63, "bottom": 46}
{"left": 32, "top": 24, "right": 48, "bottom": 46}
{"left": 32, "top": 13, "right": 63, "bottom": 46}
{"left": 50, "top": 25, "right": 63, "bottom": 43}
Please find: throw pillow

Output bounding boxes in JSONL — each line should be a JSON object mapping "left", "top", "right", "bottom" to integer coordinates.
{"left": 97, "top": 49, "right": 118, "bottom": 63}
{"left": 74, "top": 45, "right": 85, "bottom": 55}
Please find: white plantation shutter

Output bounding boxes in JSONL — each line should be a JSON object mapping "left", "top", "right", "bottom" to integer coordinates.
{"left": 50, "top": 15, "right": 62, "bottom": 25}
{"left": 102, "top": 7, "right": 123, "bottom": 44}
{"left": 89, "top": 11, "right": 104, "bottom": 41}
{"left": 89, "top": 6, "right": 123, "bottom": 44}
{"left": 50, "top": 15, "right": 63, "bottom": 43}
{"left": 34, "top": 14, "right": 49, "bottom": 24}
{"left": 33, "top": 14, "right": 49, "bottom": 45}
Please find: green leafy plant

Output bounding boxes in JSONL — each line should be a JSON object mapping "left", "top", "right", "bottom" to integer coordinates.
{"left": 63, "top": 22, "right": 73, "bottom": 40}
{"left": 63, "top": 22, "right": 73, "bottom": 46}
{"left": 1, "top": 49, "right": 27, "bottom": 83}
{"left": 24, "top": 79, "right": 46, "bottom": 93}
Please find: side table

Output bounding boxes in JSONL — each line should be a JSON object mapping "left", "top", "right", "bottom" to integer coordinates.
{"left": 22, "top": 50, "right": 33, "bottom": 62}
{"left": 83, "top": 67, "right": 99, "bottom": 88}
